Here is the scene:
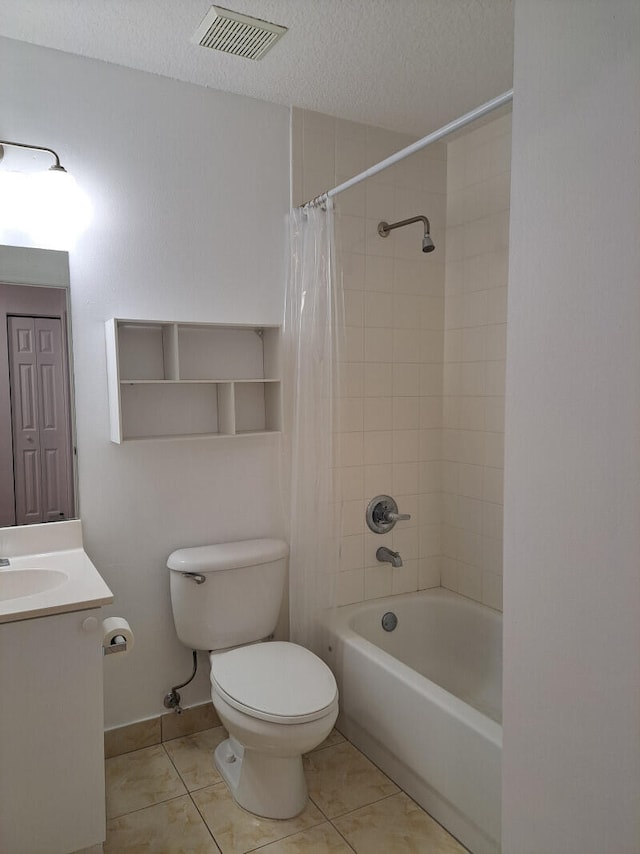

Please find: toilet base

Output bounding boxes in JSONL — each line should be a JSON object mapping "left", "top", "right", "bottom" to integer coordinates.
{"left": 214, "top": 737, "right": 308, "bottom": 819}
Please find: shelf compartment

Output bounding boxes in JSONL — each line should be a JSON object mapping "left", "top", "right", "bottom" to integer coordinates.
{"left": 179, "top": 325, "right": 264, "bottom": 380}
{"left": 235, "top": 382, "right": 266, "bottom": 433}
{"left": 235, "top": 380, "right": 282, "bottom": 434}
{"left": 120, "top": 382, "right": 224, "bottom": 440}
{"left": 117, "top": 321, "right": 179, "bottom": 381}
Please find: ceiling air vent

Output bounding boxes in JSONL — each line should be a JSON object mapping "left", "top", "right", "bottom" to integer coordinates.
{"left": 192, "top": 6, "right": 288, "bottom": 60}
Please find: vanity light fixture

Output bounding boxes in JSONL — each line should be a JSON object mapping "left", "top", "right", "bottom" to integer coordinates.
{"left": 0, "top": 138, "right": 90, "bottom": 249}
{"left": 0, "top": 138, "right": 68, "bottom": 173}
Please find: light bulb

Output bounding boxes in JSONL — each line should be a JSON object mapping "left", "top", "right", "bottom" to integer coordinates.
{"left": 26, "top": 168, "right": 92, "bottom": 249}
{"left": 0, "top": 171, "right": 31, "bottom": 236}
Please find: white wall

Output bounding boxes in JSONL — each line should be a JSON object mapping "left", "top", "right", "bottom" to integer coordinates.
{"left": 503, "top": 2, "right": 640, "bottom": 852}
{"left": 0, "top": 37, "right": 290, "bottom": 727}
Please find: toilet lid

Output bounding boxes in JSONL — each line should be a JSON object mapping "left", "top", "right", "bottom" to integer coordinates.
{"left": 210, "top": 641, "right": 338, "bottom": 724}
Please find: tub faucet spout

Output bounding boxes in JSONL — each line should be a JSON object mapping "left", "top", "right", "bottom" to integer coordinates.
{"left": 376, "top": 547, "right": 403, "bottom": 568}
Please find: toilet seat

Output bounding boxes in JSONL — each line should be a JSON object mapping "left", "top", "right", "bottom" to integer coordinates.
{"left": 210, "top": 641, "right": 338, "bottom": 725}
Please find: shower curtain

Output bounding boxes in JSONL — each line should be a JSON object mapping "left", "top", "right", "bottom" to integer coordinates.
{"left": 283, "top": 199, "right": 343, "bottom": 654}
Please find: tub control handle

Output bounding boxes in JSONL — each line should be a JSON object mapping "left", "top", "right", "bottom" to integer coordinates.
{"left": 366, "top": 495, "right": 411, "bottom": 534}
{"left": 385, "top": 511, "right": 411, "bottom": 522}
{"left": 181, "top": 572, "right": 206, "bottom": 585}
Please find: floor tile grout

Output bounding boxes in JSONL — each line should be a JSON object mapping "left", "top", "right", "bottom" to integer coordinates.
{"left": 245, "top": 821, "right": 359, "bottom": 854}
{"left": 329, "top": 821, "right": 359, "bottom": 854}
{"left": 187, "top": 789, "right": 223, "bottom": 853}
{"left": 307, "top": 740, "right": 346, "bottom": 756}
{"left": 325, "top": 788, "right": 403, "bottom": 823}
{"left": 105, "top": 727, "right": 465, "bottom": 854}
{"left": 107, "top": 791, "right": 190, "bottom": 822}
{"left": 161, "top": 738, "right": 228, "bottom": 852}
{"left": 161, "top": 736, "right": 224, "bottom": 794}
{"left": 241, "top": 817, "right": 327, "bottom": 853}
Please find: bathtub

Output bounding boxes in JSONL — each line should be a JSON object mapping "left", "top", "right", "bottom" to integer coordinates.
{"left": 324, "top": 588, "right": 502, "bottom": 854}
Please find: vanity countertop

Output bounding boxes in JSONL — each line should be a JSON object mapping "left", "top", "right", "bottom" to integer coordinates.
{"left": 0, "top": 520, "right": 113, "bottom": 624}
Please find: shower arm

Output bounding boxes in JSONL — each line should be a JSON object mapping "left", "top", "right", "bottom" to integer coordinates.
{"left": 378, "top": 215, "right": 431, "bottom": 238}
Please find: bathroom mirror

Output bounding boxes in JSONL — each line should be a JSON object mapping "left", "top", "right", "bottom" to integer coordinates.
{"left": 0, "top": 245, "right": 77, "bottom": 527}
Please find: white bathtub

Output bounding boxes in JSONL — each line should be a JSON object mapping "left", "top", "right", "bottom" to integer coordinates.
{"left": 324, "top": 588, "right": 502, "bottom": 854}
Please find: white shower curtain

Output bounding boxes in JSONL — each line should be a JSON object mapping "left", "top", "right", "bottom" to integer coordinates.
{"left": 283, "top": 199, "right": 342, "bottom": 654}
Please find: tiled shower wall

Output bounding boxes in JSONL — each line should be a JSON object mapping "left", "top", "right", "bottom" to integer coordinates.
{"left": 442, "top": 114, "right": 511, "bottom": 610}
{"left": 292, "top": 109, "right": 447, "bottom": 606}
{"left": 292, "top": 108, "right": 510, "bottom": 610}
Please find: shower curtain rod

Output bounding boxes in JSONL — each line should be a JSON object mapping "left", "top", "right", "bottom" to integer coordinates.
{"left": 301, "top": 89, "right": 513, "bottom": 208}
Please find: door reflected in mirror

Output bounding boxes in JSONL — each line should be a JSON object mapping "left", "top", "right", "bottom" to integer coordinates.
{"left": 0, "top": 247, "right": 77, "bottom": 527}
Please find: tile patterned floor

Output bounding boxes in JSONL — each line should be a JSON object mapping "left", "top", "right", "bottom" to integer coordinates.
{"left": 104, "top": 727, "right": 468, "bottom": 853}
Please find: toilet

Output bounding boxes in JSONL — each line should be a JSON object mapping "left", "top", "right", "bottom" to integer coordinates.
{"left": 167, "top": 538, "right": 338, "bottom": 819}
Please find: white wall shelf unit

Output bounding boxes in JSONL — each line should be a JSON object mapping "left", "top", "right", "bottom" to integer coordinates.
{"left": 105, "top": 319, "right": 282, "bottom": 443}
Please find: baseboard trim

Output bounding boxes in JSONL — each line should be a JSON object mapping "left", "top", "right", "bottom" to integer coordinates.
{"left": 104, "top": 702, "right": 221, "bottom": 758}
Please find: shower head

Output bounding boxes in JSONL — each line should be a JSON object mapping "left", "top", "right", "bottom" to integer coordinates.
{"left": 422, "top": 234, "right": 435, "bottom": 253}
{"left": 378, "top": 215, "right": 435, "bottom": 254}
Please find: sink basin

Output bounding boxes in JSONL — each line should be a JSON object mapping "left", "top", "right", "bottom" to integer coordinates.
{"left": 0, "top": 569, "right": 69, "bottom": 601}
{"left": 0, "top": 520, "right": 113, "bottom": 623}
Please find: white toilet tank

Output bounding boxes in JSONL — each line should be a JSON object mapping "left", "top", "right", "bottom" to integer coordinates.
{"left": 168, "top": 539, "right": 288, "bottom": 651}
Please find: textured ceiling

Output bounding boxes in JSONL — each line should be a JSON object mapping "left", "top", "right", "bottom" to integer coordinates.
{"left": 0, "top": 0, "right": 514, "bottom": 136}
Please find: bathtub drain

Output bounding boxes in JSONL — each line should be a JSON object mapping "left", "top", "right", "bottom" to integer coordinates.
{"left": 381, "top": 612, "right": 398, "bottom": 632}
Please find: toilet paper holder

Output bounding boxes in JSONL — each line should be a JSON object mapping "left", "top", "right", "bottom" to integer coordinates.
{"left": 102, "top": 616, "right": 134, "bottom": 656}
{"left": 103, "top": 634, "right": 128, "bottom": 655}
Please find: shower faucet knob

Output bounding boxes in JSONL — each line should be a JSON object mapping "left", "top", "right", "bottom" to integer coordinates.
{"left": 366, "top": 495, "right": 411, "bottom": 534}
{"left": 385, "top": 511, "right": 411, "bottom": 523}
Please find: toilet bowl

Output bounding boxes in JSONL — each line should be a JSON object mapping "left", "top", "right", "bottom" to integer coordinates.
{"left": 209, "top": 641, "right": 338, "bottom": 818}
{"left": 167, "top": 539, "right": 339, "bottom": 819}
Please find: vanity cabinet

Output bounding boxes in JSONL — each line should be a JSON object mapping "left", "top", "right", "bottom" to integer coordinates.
{"left": 105, "top": 319, "right": 282, "bottom": 442}
{"left": 0, "top": 608, "right": 106, "bottom": 854}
